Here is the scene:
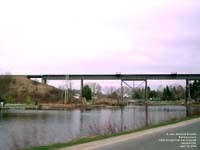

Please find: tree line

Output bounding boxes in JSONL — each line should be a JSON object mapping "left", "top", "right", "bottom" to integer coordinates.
{"left": 0, "top": 75, "right": 200, "bottom": 103}
{"left": 82, "top": 80, "right": 200, "bottom": 102}
{"left": 128, "top": 80, "right": 200, "bottom": 101}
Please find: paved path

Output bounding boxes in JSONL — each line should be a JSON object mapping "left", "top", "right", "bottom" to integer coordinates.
{"left": 61, "top": 118, "right": 200, "bottom": 150}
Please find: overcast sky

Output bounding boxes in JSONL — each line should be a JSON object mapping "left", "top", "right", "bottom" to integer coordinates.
{"left": 0, "top": 0, "right": 200, "bottom": 75}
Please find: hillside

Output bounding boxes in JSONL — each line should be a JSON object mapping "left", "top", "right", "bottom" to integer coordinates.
{"left": 0, "top": 76, "right": 63, "bottom": 103}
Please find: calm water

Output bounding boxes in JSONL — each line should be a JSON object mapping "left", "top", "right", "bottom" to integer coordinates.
{"left": 0, "top": 105, "right": 199, "bottom": 150}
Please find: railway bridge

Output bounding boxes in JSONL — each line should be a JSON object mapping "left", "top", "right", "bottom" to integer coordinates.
{"left": 7, "top": 73, "right": 200, "bottom": 104}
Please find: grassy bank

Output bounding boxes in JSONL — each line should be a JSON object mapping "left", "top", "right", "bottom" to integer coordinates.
{"left": 1, "top": 98, "right": 200, "bottom": 110}
{"left": 0, "top": 104, "right": 38, "bottom": 110}
{"left": 24, "top": 115, "right": 200, "bottom": 150}
{"left": 130, "top": 100, "right": 200, "bottom": 106}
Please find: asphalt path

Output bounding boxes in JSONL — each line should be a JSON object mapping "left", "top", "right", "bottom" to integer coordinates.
{"left": 95, "top": 120, "right": 200, "bottom": 150}
{"left": 62, "top": 118, "right": 200, "bottom": 150}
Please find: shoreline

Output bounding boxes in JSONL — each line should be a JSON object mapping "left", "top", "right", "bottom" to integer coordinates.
{"left": 1, "top": 102, "right": 200, "bottom": 111}
{"left": 24, "top": 115, "right": 200, "bottom": 150}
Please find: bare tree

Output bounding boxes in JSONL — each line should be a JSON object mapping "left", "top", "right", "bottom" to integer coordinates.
{"left": 88, "top": 82, "right": 102, "bottom": 95}
{"left": 103, "top": 86, "right": 117, "bottom": 95}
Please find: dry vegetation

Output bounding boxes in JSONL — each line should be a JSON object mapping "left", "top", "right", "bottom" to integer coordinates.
{"left": 94, "top": 98, "right": 120, "bottom": 105}
{"left": 0, "top": 76, "right": 63, "bottom": 103}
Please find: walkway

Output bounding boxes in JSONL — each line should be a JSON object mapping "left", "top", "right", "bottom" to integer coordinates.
{"left": 61, "top": 118, "right": 200, "bottom": 150}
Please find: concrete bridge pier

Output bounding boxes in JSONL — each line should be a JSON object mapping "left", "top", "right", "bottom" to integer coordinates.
{"left": 80, "top": 78, "right": 84, "bottom": 102}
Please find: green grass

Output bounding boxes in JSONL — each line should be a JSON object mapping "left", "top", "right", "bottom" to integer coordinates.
{"left": 2, "top": 104, "right": 38, "bottom": 110}
{"left": 24, "top": 115, "right": 200, "bottom": 150}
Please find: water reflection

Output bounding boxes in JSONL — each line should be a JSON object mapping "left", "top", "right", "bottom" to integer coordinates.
{"left": 0, "top": 106, "right": 199, "bottom": 150}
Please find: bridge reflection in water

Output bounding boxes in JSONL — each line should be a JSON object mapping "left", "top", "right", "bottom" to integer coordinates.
{"left": 0, "top": 105, "right": 200, "bottom": 150}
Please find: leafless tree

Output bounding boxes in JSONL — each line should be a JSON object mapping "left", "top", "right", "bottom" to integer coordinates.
{"left": 88, "top": 82, "right": 102, "bottom": 95}
{"left": 103, "top": 86, "right": 118, "bottom": 95}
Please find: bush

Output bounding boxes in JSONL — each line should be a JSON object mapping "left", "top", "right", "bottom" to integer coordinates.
{"left": 7, "top": 96, "right": 15, "bottom": 104}
{"left": 25, "top": 96, "right": 32, "bottom": 105}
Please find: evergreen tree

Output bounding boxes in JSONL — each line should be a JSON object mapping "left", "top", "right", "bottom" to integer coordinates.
{"left": 162, "top": 86, "right": 174, "bottom": 100}
{"left": 190, "top": 80, "right": 200, "bottom": 101}
{"left": 82, "top": 85, "right": 92, "bottom": 101}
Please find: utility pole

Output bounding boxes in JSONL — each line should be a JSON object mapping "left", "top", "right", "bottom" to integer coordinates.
{"left": 121, "top": 79, "right": 124, "bottom": 101}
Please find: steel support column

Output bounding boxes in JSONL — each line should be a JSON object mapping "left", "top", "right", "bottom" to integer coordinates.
{"left": 144, "top": 79, "right": 148, "bottom": 101}
{"left": 80, "top": 78, "right": 84, "bottom": 100}
{"left": 185, "top": 79, "right": 190, "bottom": 104}
{"left": 144, "top": 80, "right": 148, "bottom": 125}
{"left": 132, "top": 81, "right": 135, "bottom": 97}
{"left": 185, "top": 79, "right": 190, "bottom": 116}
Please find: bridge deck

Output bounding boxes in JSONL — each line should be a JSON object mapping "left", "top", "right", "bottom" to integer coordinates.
{"left": 10, "top": 74, "right": 200, "bottom": 80}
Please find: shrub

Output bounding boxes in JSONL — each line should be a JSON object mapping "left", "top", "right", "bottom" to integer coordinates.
{"left": 7, "top": 96, "right": 15, "bottom": 104}
{"left": 25, "top": 96, "right": 32, "bottom": 105}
